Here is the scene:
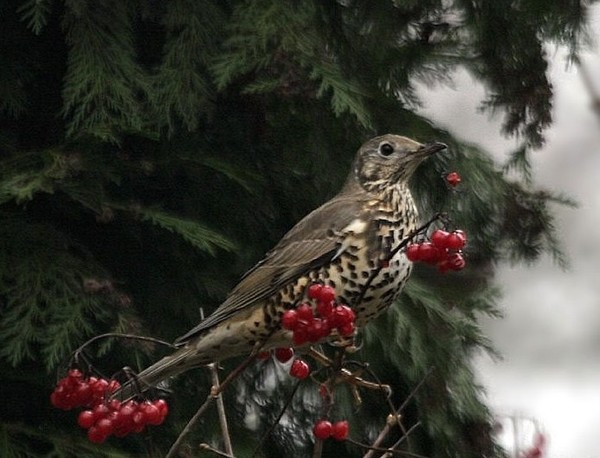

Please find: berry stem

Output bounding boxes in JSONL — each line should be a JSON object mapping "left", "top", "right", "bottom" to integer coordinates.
{"left": 352, "top": 212, "right": 447, "bottom": 308}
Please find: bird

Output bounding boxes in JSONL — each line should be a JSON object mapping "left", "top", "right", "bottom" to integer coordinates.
{"left": 113, "top": 134, "right": 446, "bottom": 399}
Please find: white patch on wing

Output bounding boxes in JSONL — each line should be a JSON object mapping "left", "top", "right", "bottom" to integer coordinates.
{"left": 342, "top": 218, "right": 368, "bottom": 234}
{"left": 332, "top": 218, "right": 368, "bottom": 260}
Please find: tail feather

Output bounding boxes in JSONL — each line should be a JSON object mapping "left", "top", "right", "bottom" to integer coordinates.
{"left": 111, "top": 346, "right": 204, "bottom": 401}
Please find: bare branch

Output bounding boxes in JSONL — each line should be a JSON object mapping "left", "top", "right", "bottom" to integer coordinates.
{"left": 209, "top": 363, "right": 234, "bottom": 456}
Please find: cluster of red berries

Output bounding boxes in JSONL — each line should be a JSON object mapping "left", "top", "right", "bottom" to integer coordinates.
{"left": 50, "top": 369, "right": 121, "bottom": 410}
{"left": 78, "top": 398, "right": 168, "bottom": 443}
{"left": 406, "top": 229, "right": 467, "bottom": 273}
{"left": 313, "top": 419, "right": 349, "bottom": 441}
{"left": 50, "top": 369, "right": 169, "bottom": 444}
{"left": 281, "top": 283, "right": 356, "bottom": 345}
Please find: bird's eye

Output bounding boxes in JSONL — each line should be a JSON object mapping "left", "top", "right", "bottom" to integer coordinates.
{"left": 379, "top": 143, "right": 394, "bottom": 156}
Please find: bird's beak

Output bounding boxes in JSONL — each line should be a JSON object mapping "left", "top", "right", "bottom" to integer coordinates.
{"left": 419, "top": 142, "right": 447, "bottom": 156}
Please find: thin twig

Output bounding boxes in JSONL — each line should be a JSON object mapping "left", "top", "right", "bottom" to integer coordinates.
{"left": 166, "top": 393, "right": 217, "bottom": 458}
{"left": 209, "top": 363, "right": 234, "bottom": 456}
{"left": 363, "top": 414, "right": 400, "bottom": 458}
{"left": 312, "top": 438, "right": 324, "bottom": 458}
{"left": 199, "top": 442, "right": 235, "bottom": 458}
{"left": 166, "top": 352, "right": 260, "bottom": 458}
{"left": 397, "top": 367, "right": 435, "bottom": 414}
{"left": 380, "top": 422, "right": 422, "bottom": 458}
{"left": 251, "top": 381, "right": 302, "bottom": 458}
{"left": 363, "top": 368, "right": 434, "bottom": 457}
{"left": 348, "top": 438, "right": 429, "bottom": 458}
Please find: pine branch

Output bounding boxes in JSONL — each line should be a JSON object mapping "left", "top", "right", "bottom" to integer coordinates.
{"left": 61, "top": 0, "right": 149, "bottom": 140}
{"left": 135, "top": 207, "right": 236, "bottom": 255}
{"left": 0, "top": 216, "right": 117, "bottom": 370}
{"left": 17, "top": 0, "right": 54, "bottom": 35}
{"left": 150, "top": 0, "right": 224, "bottom": 134}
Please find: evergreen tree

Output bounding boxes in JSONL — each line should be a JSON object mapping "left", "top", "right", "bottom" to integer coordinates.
{"left": 0, "top": 0, "right": 590, "bottom": 456}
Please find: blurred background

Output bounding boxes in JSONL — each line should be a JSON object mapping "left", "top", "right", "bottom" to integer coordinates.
{"left": 417, "top": 5, "right": 600, "bottom": 457}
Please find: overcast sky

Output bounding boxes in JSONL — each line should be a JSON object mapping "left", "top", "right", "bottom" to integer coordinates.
{"left": 415, "top": 5, "right": 600, "bottom": 458}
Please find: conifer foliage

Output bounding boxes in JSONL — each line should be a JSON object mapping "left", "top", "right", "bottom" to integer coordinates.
{"left": 0, "top": 0, "right": 591, "bottom": 456}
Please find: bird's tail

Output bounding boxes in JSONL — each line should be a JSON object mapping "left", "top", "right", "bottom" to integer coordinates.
{"left": 111, "top": 345, "right": 206, "bottom": 401}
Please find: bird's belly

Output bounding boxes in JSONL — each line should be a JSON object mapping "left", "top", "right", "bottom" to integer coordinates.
{"left": 325, "top": 246, "right": 412, "bottom": 326}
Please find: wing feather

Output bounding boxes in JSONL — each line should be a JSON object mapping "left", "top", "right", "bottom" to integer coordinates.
{"left": 174, "top": 190, "right": 369, "bottom": 346}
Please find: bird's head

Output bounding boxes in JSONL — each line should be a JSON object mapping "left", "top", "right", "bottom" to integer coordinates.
{"left": 351, "top": 134, "right": 447, "bottom": 192}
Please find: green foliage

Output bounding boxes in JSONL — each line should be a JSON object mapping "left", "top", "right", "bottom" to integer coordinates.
{"left": 138, "top": 208, "right": 236, "bottom": 255}
{"left": 149, "top": 0, "right": 224, "bottom": 133}
{"left": 0, "top": 0, "right": 593, "bottom": 456}
{"left": 17, "top": 0, "right": 53, "bottom": 35}
{"left": 0, "top": 215, "right": 115, "bottom": 371}
{"left": 1, "top": 422, "right": 132, "bottom": 458}
{"left": 62, "top": 0, "right": 149, "bottom": 141}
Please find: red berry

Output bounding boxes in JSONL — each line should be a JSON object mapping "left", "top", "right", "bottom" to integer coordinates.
{"left": 92, "top": 403, "right": 110, "bottom": 422}
{"left": 418, "top": 242, "right": 443, "bottom": 264}
{"left": 313, "top": 420, "right": 332, "bottom": 440}
{"left": 307, "top": 318, "right": 327, "bottom": 342}
{"left": 281, "top": 309, "right": 299, "bottom": 330}
{"left": 319, "top": 318, "right": 332, "bottom": 338}
{"left": 307, "top": 283, "right": 323, "bottom": 300}
{"left": 50, "top": 391, "right": 63, "bottom": 409}
{"left": 289, "top": 358, "right": 310, "bottom": 379}
{"left": 77, "top": 410, "right": 95, "bottom": 429}
{"left": 445, "top": 231, "right": 466, "bottom": 250}
{"left": 430, "top": 229, "right": 450, "bottom": 248}
{"left": 318, "top": 285, "right": 336, "bottom": 303}
{"left": 446, "top": 171, "right": 461, "bottom": 186}
{"left": 406, "top": 243, "right": 421, "bottom": 261}
{"left": 318, "top": 384, "right": 329, "bottom": 399}
{"left": 331, "top": 420, "right": 349, "bottom": 440}
{"left": 338, "top": 322, "right": 355, "bottom": 337}
{"left": 332, "top": 305, "right": 355, "bottom": 328}
{"left": 132, "top": 410, "right": 146, "bottom": 427}
{"left": 95, "top": 418, "right": 114, "bottom": 436}
{"left": 454, "top": 229, "right": 467, "bottom": 242}
{"left": 72, "top": 383, "right": 91, "bottom": 405}
{"left": 154, "top": 399, "right": 169, "bottom": 418}
{"left": 292, "top": 323, "right": 309, "bottom": 346}
{"left": 106, "top": 379, "right": 121, "bottom": 394}
{"left": 116, "top": 404, "right": 136, "bottom": 430}
{"left": 296, "top": 303, "right": 314, "bottom": 322}
{"left": 437, "top": 259, "right": 452, "bottom": 273}
{"left": 68, "top": 369, "right": 83, "bottom": 380}
{"left": 108, "top": 398, "right": 121, "bottom": 411}
{"left": 316, "top": 300, "right": 333, "bottom": 319}
{"left": 87, "top": 426, "right": 107, "bottom": 443}
{"left": 274, "top": 347, "right": 294, "bottom": 363}
{"left": 141, "top": 402, "right": 162, "bottom": 425}
{"left": 91, "top": 378, "right": 109, "bottom": 401}
{"left": 447, "top": 252, "right": 466, "bottom": 270}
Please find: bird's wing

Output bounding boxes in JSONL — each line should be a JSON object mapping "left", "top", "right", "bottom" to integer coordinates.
{"left": 174, "top": 192, "right": 370, "bottom": 346}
